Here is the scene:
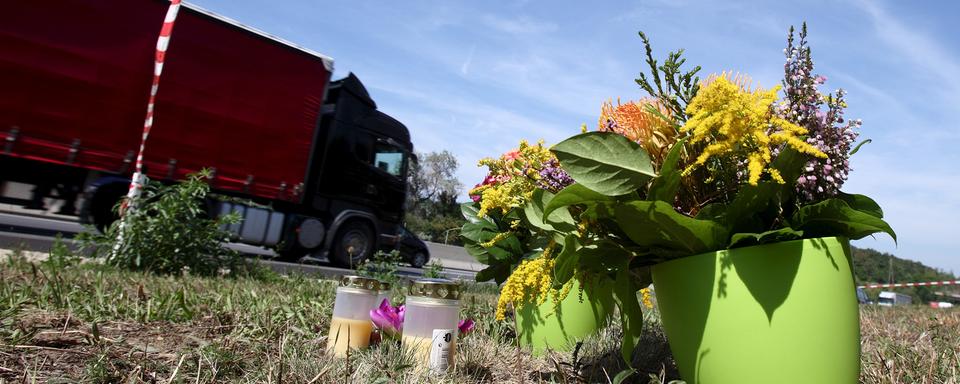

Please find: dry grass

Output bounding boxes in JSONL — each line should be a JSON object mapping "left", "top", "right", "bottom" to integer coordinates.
{"left": 860, "top": 306, "right": 960, "bottom": 384}
{"left": 0, "top": 248, "right": 957, "bottom": 383}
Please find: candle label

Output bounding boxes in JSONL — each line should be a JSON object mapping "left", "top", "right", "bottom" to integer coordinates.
{"left": 429, "top": 329, "right": 455, "bottom": 373}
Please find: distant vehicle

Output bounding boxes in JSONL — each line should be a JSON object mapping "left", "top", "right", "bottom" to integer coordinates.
{"left": 1, "top": 0, "right": 415, "bottom": 268}
{"left": 877, "top": 291, "right": 912, "bottom": 306}
{"left": 856, "top": 287, "right": 871, "bottom": 304}
{"left": 396, "top": 226, "right": 430, "bottom": 268}
{"left": 929, "top": 302, "right": 954, "bottom": 309}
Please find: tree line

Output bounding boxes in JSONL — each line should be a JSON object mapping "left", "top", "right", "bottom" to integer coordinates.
{"left": 852, "top": 246, "right": 957, "bottom": 303}
{"left": 405, "top": 150, "right": 466, "bottom": 245}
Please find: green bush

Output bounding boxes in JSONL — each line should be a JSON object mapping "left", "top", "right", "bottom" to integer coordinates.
{"left": 81, "top": 170, "right": 258, "bottom": 277}
{"left": 357, "top": 250, "right": 402, "bottom": 288}
{"left": 422, "top": 260, "right": 444, "bottom": 278}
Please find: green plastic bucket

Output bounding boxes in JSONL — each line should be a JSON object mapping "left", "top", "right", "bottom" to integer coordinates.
{"left": 652, "top": 236, "right": 860, "bottom": 384}
{"left": 515, "top": 278, "right": 615, "bottom": 355}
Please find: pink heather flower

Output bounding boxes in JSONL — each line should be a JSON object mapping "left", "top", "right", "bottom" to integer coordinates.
{"left": 780, "top": 24, "right": 859, "bottom": 202}
{"left": 370, "top": 299, "right": 404, "bottom": 339}
{"left": 458, "top": 319, "right": 475, "bottom": 335}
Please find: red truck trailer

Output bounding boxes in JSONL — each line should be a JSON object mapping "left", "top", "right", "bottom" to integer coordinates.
{"left": 0, "top": 0, "right": 418, "bottom": 267}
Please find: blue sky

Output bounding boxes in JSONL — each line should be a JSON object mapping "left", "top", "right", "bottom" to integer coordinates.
{"left": 189, "top": 0, "right": 960, "bottom": 275}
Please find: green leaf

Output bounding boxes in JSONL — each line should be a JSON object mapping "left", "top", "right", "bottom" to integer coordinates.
{"left": 462, "top": 242, "right": 491, "bottom": 264}
{"left": 723, "top": 146, "right": 807, "bottom": 233}
{"left": 523, "top": 189, "right": 577, "bottom": 233}
{"left": 576, "top": 240, "right": 633, "bottom": 273}
{"left": 612, "top": 268, "right": 643, "bottom": 362}
{"left": 612, "top": 368, "right": 637, "bottom": 384}
{"left": 694, "top": 203, "right": 726, "bottom": 221}
{"left": 542, "top": 183, "right": 613, "bottom": 220}
{"left": 837, "top": 192, "right": 883, "bottom": 218}
{"left": 729, "top": 227, "right": 804, "bottom": 249}
{"left": 552, "top": 235, "right": 579, "bottom": 288}
{"left": 460, "top": 220, "right": 497, "bottom": 243}
{"left": 614, "top": 200, "right": 727, "bottom": 255}
{"left": 792, "top": 198, "right": 897, "bottom": 243}
{"left": 849, "top": 138, "right": 872, "bottom": 156}
{"left": 460, "top": 202, "right": 485, "bottom": 223}
{"left": 648, "top": 138, "right": 687, "bottom": 203}
{"left": 475, "top": 262, "right": 512, "bottom": 284}
{"left": 551, "top": 132, "right": 656, "bottom": 196}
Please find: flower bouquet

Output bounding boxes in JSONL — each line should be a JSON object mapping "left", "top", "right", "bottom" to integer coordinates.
{"left": 460, "top": 140, "right": 625, "bottom": 353}
{"left": 466, "top": 24, "right": 894, "bottom": 383}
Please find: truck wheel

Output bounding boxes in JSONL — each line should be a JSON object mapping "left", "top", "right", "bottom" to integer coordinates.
{"left": 411, "top": 252, "right": 428, "bottom": 268}
{"left": 89, "top": 184, "right": 127, "bottom": 232}
{"left": 330, "top": 221, "right": 375, "bottom": 268}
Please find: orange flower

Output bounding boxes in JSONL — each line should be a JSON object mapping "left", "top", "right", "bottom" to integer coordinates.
{"left": 597, "top": 98, "right": 675, "bottom": 162}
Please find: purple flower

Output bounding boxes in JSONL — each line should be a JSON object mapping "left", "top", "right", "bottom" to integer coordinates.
{"left": 370, "top": 299, "right": 404, "bottom": 339}
{"left": 458, "top": 319, "right": 475, "bottom": 335}
{"left": 779, "top": 24, "right": 860, "bottom": 202}
{"left": 537, "top": 159, "right": 574, "bottom": 193}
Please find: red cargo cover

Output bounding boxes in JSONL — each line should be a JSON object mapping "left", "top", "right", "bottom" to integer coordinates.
{"left": 0, "top": 0, "right": 331, "bottom": 202}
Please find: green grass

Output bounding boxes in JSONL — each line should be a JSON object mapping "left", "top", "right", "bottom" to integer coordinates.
{"left": 0, "top": 249, "right": 957, "bottom": 383}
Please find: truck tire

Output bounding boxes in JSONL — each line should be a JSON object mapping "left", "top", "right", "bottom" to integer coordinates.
{"left": 410, "top": 251, "right": 428, "bottom": 268}
{"left": 89, "top": 184, "right": 127, "bottom": 232}
{"left": 330, "top": 220, "right": 375, "bottom": 268}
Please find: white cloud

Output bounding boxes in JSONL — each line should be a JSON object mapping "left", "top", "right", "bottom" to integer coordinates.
{"left": 460, "top": 45, "right": 475, "bottom": 75}
{"left": 854, "top": 0, "right": 960, "bottom": 104}
{"left": 480, "top": 14, "right": 558, "bottom": 35}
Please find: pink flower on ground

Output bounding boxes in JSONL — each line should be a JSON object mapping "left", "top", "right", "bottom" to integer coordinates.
{"left": 458, "top": 319, "right": 475, "bottom": 335}
{"left": 370, "top": 299, "right": 404, "bottom": 339}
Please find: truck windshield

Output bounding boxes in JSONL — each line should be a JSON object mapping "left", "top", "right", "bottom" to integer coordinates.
{"left": 373, "top": 143, "right": 404, "bottom": 177}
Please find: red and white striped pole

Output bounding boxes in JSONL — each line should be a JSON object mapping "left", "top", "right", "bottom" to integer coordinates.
{"left": 858, "top": 280, "right": 960, "bottom": 289}
{"left": 125, "top": 0, "right": 182, "bottom": 205}
{"left": 113, "top": 0, "right": 181, "bottom": 255}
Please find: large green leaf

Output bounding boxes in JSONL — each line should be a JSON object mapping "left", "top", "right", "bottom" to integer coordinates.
{"left": 612, "top": 267, "right": 643, "bottom": 362}
{"left": 729, "top": 227, "right": 804, "bottom": 249}
{"left": 837, "top": 192, "right": 883, "bottom": 218}
{"left": 576, "top": 240, "right": 634, "bottom": 273}
{"left": 460, "top": 220, "right": 497, "bottom": 243}
{"left": 792, "top": 198, "right": 897, "bottom": 243}
{"left": 614, "top": 200, "right": 727, "bottom": 255}
{"left": 542, "top": 183, "right": 613, "bottom": 220}
{"left": 460, "top": 202, "right": 490, "bottom": 224}
{"left": 552, "top": 235, "right": 580, "bottom": 288}
{"left": 723, "top": 146, "right": 807, "bottom": 233}
{"left": 551, "top": 132, "right": 656, "bottom": 196}
{"left": 523, "top": 189, "right": 577, "bottom": 233}
{"left": 694, "top": 203, "right": 726, "bottom": 221}
{"left": 461, "top": 219, "right": 524, "bottom": 265}
{"left": 647, "top": 138, "right": 687, "bottom": 203}
{"left": 475, "top": 261, "right": 512, "bottom": 284}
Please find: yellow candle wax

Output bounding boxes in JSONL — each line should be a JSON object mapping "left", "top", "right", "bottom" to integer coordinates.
{"left": 326, "top": 317, "right": 373, "bottom": 357}
{"left": 401, "top": 334, "right": 457, "bottom": 369}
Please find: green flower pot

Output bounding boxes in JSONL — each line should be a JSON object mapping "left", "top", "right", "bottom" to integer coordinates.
{"left": 652, "top": 237, "right": 859, "bottom": 384}
{"left": 515, "top": 278, "right": 615, "bottom": 355}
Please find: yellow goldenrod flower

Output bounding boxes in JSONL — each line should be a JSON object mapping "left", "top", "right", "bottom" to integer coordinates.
{"left": 640, "top": 288, "right": 654, "bottom": 309}
{"left": 682, "top": 74, "right": 826, "bottom": 185}
{"left": 480, "top": 230, "right": 513, "bottom": 248}
{"left": 494, "top": 241, "right": 571, "bottom": 321}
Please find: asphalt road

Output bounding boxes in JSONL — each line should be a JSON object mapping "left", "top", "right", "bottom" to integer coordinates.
{"left": 0, "top": 210, "right": 479, "bottom": 281}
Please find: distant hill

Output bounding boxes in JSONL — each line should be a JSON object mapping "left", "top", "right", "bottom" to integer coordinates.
{"left": 851, "top": 246, "right": 957, "bottom": 303}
